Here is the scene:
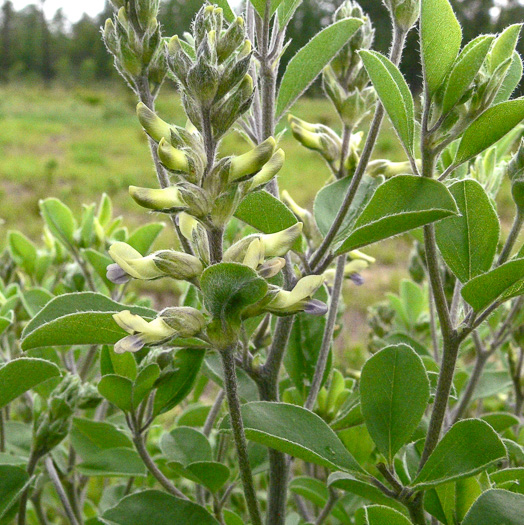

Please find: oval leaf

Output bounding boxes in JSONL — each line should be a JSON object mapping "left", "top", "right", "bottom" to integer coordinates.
{"left": 0, "top": 465, "right": 30, "bottom": 519}
{"left": 103, "top": 490, "right": 219, "bottom": 525}
{"left": 461, "top": 258, "right": 524, "bottom": 312}
{"left": 462, "top": 489, "right": 524, "bottom": 525}
{"left": 411, "top": 419, "right": 507, "bottom": 490}
{"left": 364, "top": 505, "right": 412, "bottom": 525}
{"left": 160, "top": 427, "right": 212, "bottom": 467}
{"left": 335, "top": 175, "right": 458, "bottom": 254}
{"left": 249, "top": 0, "right": 283, "bottom": 17}
{"left": 77, "top": 448, "right": 146, "bottom": 477}
{"left": 455, "top": 98, "right": 524, "bottom": 165}
{"left": 220, "top": 401, "right": 363, "bottom": 473}
{"left": 421, "top": 0, "right": 462, "bottom": 95}
{"left": 360, "top": 344, "right": 430, "bottom": 463}
{"left": 360, "top": 50, "right": 415, "bottom": 154}
{"left": 0, "top": 358, "right": 61, "bottom": 410}
{"left": 21, "top": 292, "right": 156, "bottom": 350}
{"left": 276, "top": 18, "right": 363, "bottom": 119}
{"left": 40, "top": 197, "right": 77, "bottom": 247}
{"left": 435, "top": 179, "right": 500, "bottom": 283}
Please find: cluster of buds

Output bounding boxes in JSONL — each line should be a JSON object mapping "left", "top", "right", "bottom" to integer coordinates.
{"left": 322, "top": 1, "right": 376, "bottom": 128}
{"left": 103, "top": 0, "right": 166, "bottom": 90}
{"left": 113, "top": 307, "right": 206, "bottom": 353}
{"left": 506, "top": 139, "right": 524, "bottom": 213}
{"left": 33, "top": 375, "right": 93, "bottom": 456}
{"left": 382, "top": 0, "right": 420, "bottom": 32}
{"left": 167, "top": 5, "right": 253, "bottom": 139}
{"left": 107, "top": 241, "right": 203, "bottom": 283}
{"left": 315, "top": 369, "right": 353, "bottom": 423}
{"left": 432, "top": 26, "right": 521, "bottom": 146}
{"left": 289, "top": 115, "right": 363, "bottom": 178}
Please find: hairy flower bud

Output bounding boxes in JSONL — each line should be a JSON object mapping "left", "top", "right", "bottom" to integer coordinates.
{"left": 242, "top": 238, "right": 266, "bottom": 269}
{"left": 158, "top": 138, "right": 190, "bottom": 173}
{"left": 159, "top": 306, "right": 207, "bottom": 337}
{"left": 229, "top": 137, "right": 277, "bottom": 182}
{"left": 108, "top": 242, "right": 203, "bottom": 281}
{"left": 129, "top": 185, "right": 187, "bottom": 213}
{"left": 136, "top": 103, "right": 173, "bottom": 143}
{"left": 383, "top": 0, "right": 420, "bottom": 30}
{"left": 217, "top": 16, "right": 246, "bottom": 62}
{"left": 258, "top": 258, "right": 286, "bottom": 279}
{"left": 249, "top": 149, "right": 286, "bottom": 190}
{"left": 266, "top": 275, "right": 327, "bottom": 316}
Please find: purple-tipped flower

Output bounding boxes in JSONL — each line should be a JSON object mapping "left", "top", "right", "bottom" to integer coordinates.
{"left": 304, "top": 299, "right": 329, "bottom": 316}
{"left": 106, "top": 263, "right": 131, "bottom": 284}
{"left": 350, "top": 273, "right": 365, "bottom": 286}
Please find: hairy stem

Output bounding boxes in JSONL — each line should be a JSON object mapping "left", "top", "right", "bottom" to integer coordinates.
{"left": 18, "top": 450, "right": 41, "bottom": 525}
{"left": 305, "top": 255, "right": 346, "bottom": 411}
{"left": 309, "top": 27, "right": 407, "bottom": 270}
{"left": 203, "top": 389, "right": 225, "bottom": 437}
{"left": 45, "top": 457, "right": 80, "bottom": 525}
{"left": 498, "top": 209, "right": 523, "bottom": 265}
{"left": 315, "top": 489, "right": 338, "bottom": 525}
{"left": 132, "top": 431, "right": 188, "bottom": 500}
{"left": 220, "top": 348, "right": 263, "bottom": 525}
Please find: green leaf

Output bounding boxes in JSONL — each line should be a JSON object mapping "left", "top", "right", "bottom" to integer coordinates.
{"left": 277, "top": 0, "right": 302, "bottom": 26}
{"left": 169, "top": 461, "right": 230, "bottom": 493}
{"left": 335, "top": 176, "right": 458, "bottom": 254}
{"left": 21, "top": 288, "right": 53, "bottom": 317}
{"left": 83, "top": 249, "right": 115, "bottom": 290}
{"left": 200, "top": 263, "right": 267, "bottom": 327}
{"left": 421, "top": 0, "right": 462, "bottom": 95}
{"left": 8, "top": 231, "right": 37, "bottom": 276}
{"left": 153, "top": 348, "right": 206, "bottom": 416}
{"left": 127, "top": 223, "right": 165, "bottom": 256}
{"left": 481, "top": 412, "right": 520, "bottom": 433}
{"left": 248, "top": 0, "right": 283, "bottom": 17}
{"left": 494, "top": 52, "right": 523, "bottom": 104}
{"left": 39, "top": 197, "right": 77, "bottom": 247}
{"left": 77, "top": 448, "right": 146, "bottom": 477}
{"left": 360, "top": 50, "right": 415, "bottom": 155}
{"left": 360, "top": 344, "right": 430, "bottom": 463}
{"left": 21, "top": 292, "right": 156, "bottom": 350}
{"left": 314, "top": 174, "right": 382, "bottom": 243}
{"left": 220, "top": 401, "right": 363, "bottom": 473}
{"left": 455, "top": 99, "right": 524, "bottom": 165}
{"left": 98, "top": 193, "right": 113, "bottom": 227}
{"left": 411, "top": 419, "right": 507, "bottom": 490}
{"left": 276, "top": 18, "right": 363, "bottom": 119}
{"left": 328, "top": 472, "right": 406, "bottom": 512}
{"left": 0, "top": 358, "right": 61, "bottom": 410}
{"left": 214, "top": 0, "right": 235, "bottom": 22}
{"left": 461, "top": 258, "right": 524, "bottom": 312}
{"left": 103, "top": 490, "right": 219, "bottom": 525}
{"left": 462, "top": 489, "right": 524, "bottom": 525}
{"left": 235, "top": 191, "right": 301, "bottom": 251}
{"left": 98, "top": 375, "right": 133, "bottom": 412}
{"left": 441, "top": 36, "right": 494, "bottom": 115}
{"left": 0, "top": 465, "right": 30, "bottom": 519}
{"left": 133, "top": 364, "right": 161, "bottom": 408}
{"left": 71, "top": 418, "right": 133, "bottom": 458}
{"left": 364, "top": 505, "right": 412, "bottom": 525}
{"left": 489, "top": 24, "right": 522, "bottom": 74}
{"left": 160, "top": 427, "right": 212, "bottom": 467}
{"left": 435, "top": 179, "right": 499, "bottom": 283}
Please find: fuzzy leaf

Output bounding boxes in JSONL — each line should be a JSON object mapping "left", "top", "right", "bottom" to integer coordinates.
{"left": 40, "top": 197, "right": 77, "bottom": 247}
{"left": 421, "top": 0, "right": 462, "bottom": 95}
{"left": 0, "top": 466, "right": 30, "bottom": 519}
{"left": 462, "top": 489, "right": 524, "bottom": 525}
{"left": 411, "top": 419, "right": 507, "bottom": 489}
{"left": 249, "top": 0, "right": 284, "bottom": 17}
{"left": 276, "top": 18, "right": 363, "bottom": 119}
{"left": 435, "top": 179, "right": 500, "bottom": 283}
{"left": 335, "top": 176, "right": 458, "bottom": 254}
{"left": 220, "top": 401, "right": 363, "bottom": 473}
{"left": 364, "top": 506, "right": 412, "bottom": 525}
{"left": 360, "top": 344, "right": 430, "bottom": 463}
{"left": 360, "top": 50, "right": 415, "bottom": 154}
{"left": 461, "top": 258, "right": 524, "bottom": 312}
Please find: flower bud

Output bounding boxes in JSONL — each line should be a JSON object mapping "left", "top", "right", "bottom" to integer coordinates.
{"left": 217, "top": 16, "right": 246, "bottom": 62}
{"left": 258, "top": 258, "right": 286, "bottom": 279}
{"left": 159, "top": 307, "right": 206, "bottom": 337}
{"left": 323, "top": 259, "right": 369, "bottom": 285}
{"left": 229, "top": 137, "right": 276, "bottom": 182}
{"left": 106, "top": 263, "right": 131, "bottom": 284}
{"left": 158, "top": 138, "right": 190, "bottom": 173}
{"left": 242, "top": 238, "right": 266, "bottom": 269}
{"left": 266, "top": 275, "right": 327, "bottom": 316}
{"left": 113, "top": 310, "right": 177, "bottom": 353}
{"left": 178, "top": 212, "right": 211, "bottom": 265}
{"left": 249, "top": 149, "right": 285, "bottom": 190}
{"left": 281, "top": 190, "right": 322, "bottom": 245}
{"left": 103, "top": 19, "right": 119, "bottom": 56}
{"left": 136, "top": 103, "right": 173, "bottom": 143}
{"left": 129, "top": 185, "right": 187, "bottom": 212}
{"left": 108, "top": 242, "right": 203, "bottom": 281}
{"left": 383, "top": 0, "right": 420, "bottom": 31}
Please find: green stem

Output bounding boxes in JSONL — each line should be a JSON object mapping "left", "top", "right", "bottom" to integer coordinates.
{"left": 18, "top": 450, "right": 41, "bottom": 525}
{"left": 498, "top": 209, "right": 523, "bottom": 265}
{"left": 305, "top": 255, "right": 346, "bottom": 411}
{"left": 315, "top": 489, "right": 338, "bottom": 525}
{"left": 309, "top": 28, "right": 407, "bottom": 270}
{"left": 220, "top": 348, "right": 263, "bottom": 525}
{"left": 45, "top": 457, "right": 80, "bottom": 525}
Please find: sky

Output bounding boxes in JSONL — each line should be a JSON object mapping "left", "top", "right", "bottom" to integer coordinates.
{"left": 10, "top": 0, "right": 243, "bottom": 22}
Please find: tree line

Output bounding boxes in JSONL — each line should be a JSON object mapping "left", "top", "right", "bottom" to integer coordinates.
{"left": 0, "top": 0, "right": 523, "bottom": 93}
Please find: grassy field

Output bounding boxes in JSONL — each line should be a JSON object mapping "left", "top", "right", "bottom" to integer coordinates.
{"left": 0, "top": 83, "right": 517, "bottom": 350}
